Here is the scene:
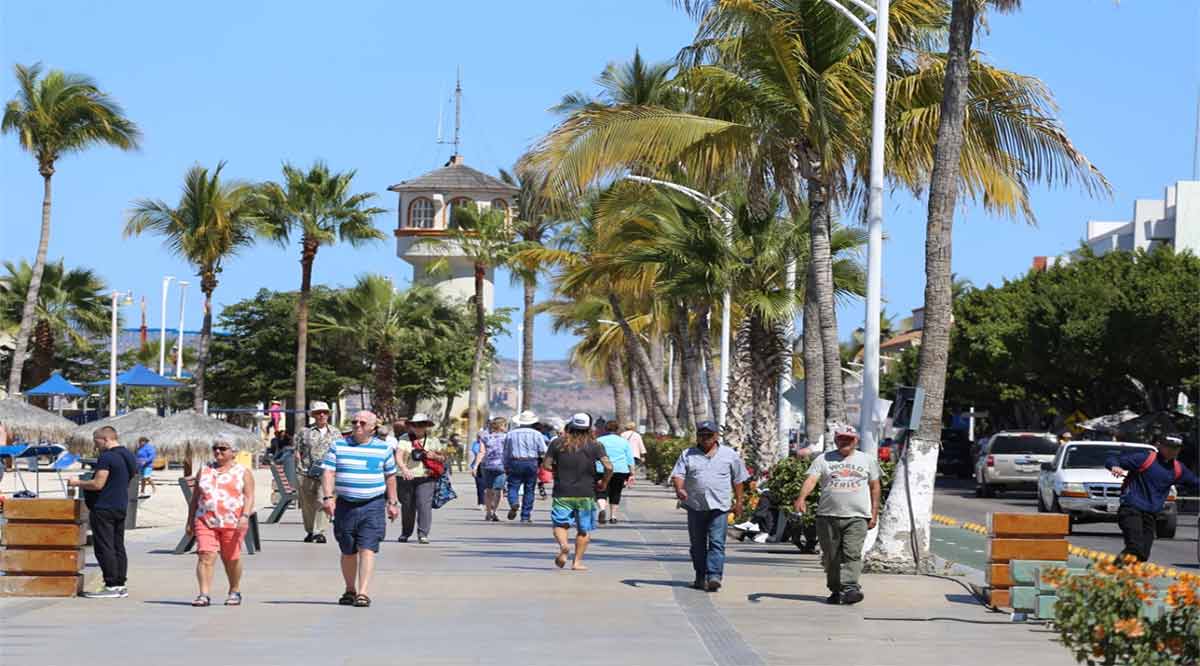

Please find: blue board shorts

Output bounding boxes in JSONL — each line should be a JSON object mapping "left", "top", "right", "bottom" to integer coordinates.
{"left": 550, "top": 497, "right": 597, "bottom": 535}
{"left": 333, "top": 495, "right": 386, "bottom": 555}
{"left": 141, "top": 466, "right": 153, "bottom": 479}
{"left": 482, "top": 468, "right": 507, "bottom": 490}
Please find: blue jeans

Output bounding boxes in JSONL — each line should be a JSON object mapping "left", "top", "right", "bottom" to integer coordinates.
{"left": 686, "top": 508, "right": 728, "bottom": 582}
{"left": 506, "top": 459, "right": 539, "bottom": 520}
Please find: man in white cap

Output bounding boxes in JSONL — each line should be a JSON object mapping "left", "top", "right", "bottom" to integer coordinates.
{"left": 794, "top": 423, "right": 881, "bottom": 605}
{"left": 393, "top": 413, "right": 443, "bottom": 543}
{"left": 504, "top": 410, "right": 547, "bottom": 523}
{"left": 296, "top": 400, "right": 339, "bottom": 544}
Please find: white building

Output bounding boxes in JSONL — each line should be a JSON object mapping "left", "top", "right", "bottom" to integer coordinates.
{"left": 1043, "top": 180, "right": 1200, "bottom": 267}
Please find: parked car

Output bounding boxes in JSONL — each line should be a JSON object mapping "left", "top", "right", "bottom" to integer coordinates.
{"left": 1037, "top": 440, "right": 1178, "bottom": 538}
{"left": 974, "top": 431, "right": 1058, "bottom": 497}
{"left": 938, "top": 429, "right": 974, "bottom": 478}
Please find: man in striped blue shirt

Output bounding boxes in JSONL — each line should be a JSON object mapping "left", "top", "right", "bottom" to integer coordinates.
{"left": 320, "top": 411, "right": 399, "bottom": 608}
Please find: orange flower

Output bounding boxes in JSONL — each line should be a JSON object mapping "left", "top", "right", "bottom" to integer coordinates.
{"left": 1113, "top": 618, "right": 1145, "bottom": 638}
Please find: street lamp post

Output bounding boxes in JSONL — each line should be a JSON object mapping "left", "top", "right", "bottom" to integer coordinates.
{"left": 623, "top": 175, "right": 735, "bottom": 431}
{"left": 158, "top": 276, "right": 175, "bottom": 375}
{"left": 820, "top": 0, "right": 889, "bottom": 456}
{"left": 109, "top": 290, "right": 134, "bottom": 416}
{"left": 175, "top": 281, "right": 190, "bottom": 378}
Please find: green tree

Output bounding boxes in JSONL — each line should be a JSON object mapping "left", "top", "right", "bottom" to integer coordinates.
{"left": 0, "top": 259, "right": 110, "bottom": 386}
{"left": 125, "top": 162, "right": 261, "bottom": 410}
{"left": 416, "top": 203, "right": 517, "bottom": 438}
{"left": 257, "top": 161, "right": 386, "bottom": 422}
{"left": 206, "top": 288, "right": 362, "bottom": 411}
{"left": 2, "top": 63, "right": 140, "bottom": 394}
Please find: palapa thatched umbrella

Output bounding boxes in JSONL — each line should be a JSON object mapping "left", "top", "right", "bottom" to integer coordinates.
{"left": 151, "top": 411, "right": 262, "bottom": 471}
{"left": 67, "top": 408, "right": 165, "bottom": 454}
{"left": 0, "top": 398, "right": 77, "bottom": 445}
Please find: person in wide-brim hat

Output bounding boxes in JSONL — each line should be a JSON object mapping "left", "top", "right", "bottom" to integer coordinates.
{"left": 512, "top": 410, "right": 539, "bottom": 427}
{"left": 504, "top": 410, "right": 547, "bottom": 522}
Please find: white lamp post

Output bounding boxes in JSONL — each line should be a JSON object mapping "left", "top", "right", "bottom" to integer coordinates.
{"left": 622, "top": 175, "right": 735, "bottom": 430}
{"left": 109, "top": 290, "right": 134, "bottom": 416}
{"left": 158, "top": 276, "right": 175, "bottom": 375}
{"left": 175, "top": 281, "right": 190, "bottom": 378}
{"left": 820, "top": 0, "right": 889, "bottom": 456}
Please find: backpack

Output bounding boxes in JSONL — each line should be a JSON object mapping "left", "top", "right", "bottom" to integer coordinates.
{"left": 1121, "top": 450, "right": 1182, "bottom": 493}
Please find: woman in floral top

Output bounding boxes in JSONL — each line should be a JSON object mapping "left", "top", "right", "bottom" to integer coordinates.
{"left": 186, "top": 438, "right": 255, "bottom": 606}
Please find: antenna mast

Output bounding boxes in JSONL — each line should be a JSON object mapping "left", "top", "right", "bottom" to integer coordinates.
{"left": 437, "top": 67, "right": 462, "bottom": 158}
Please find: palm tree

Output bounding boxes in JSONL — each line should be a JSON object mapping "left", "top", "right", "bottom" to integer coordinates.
{"left": 553, "top": 47, "right": 682, "bottom": 115}
{"left": 868, "top": 0, "right": 1109, "bottom": 571}
{"left": 125, "top": 162, "right": 260, "bottom": 410}
{"left": 0, "top": 259, "right": 109, "bottom": 386}
{"left": 257, "top": 161, "right": 385, "bottom": 422}
{"left": 416, "top": 203, "right": 517, "bottom": 440}
{"left": 312, "top": 276, "right": 458, "bottom": 420}
{"left": 499, "top": 165, "right": 569, "bottom": 413}
{"left": 2, "top": 63, "right": 140, "bottom": 394}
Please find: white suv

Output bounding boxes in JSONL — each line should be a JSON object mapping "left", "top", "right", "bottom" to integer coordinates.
{"left": 1036, "top": 440, "right": 1178, "bottom": 537}
{"left": 974, "top": 431, "right": 1058, "bottom": 497}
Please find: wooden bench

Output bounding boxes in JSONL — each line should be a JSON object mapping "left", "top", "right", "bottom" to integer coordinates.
{"left": 172, "top": 477, "right": 261, "bottom": 555}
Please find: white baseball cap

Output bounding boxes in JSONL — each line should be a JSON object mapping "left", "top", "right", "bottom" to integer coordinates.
{"left": 833, "top": 423, "right": 859, "bottom": 439}
{"left": 309, "top": 401, "right": 331, "bottom": 413}
{"left": 410, "top": 412, "right": 435, "bottom": 426}
{"left": 566, "top": 413, "right": 592, "bottom": 431}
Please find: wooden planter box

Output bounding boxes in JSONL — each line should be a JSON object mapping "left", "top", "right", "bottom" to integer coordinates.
{"left": 1, "top": 498, "right": 87, "bottom": 597}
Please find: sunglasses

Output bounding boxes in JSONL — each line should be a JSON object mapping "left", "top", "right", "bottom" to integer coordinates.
{"left": 212, "top": 446, "right": 231, "bottom": 452}
{"left": 351, "top": 420, "right": 371, "bottom": 426}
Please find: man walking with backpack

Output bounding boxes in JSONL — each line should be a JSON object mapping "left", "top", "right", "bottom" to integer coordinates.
{"left": 1107, "top": 432, "right": 1198, "bottom": 563}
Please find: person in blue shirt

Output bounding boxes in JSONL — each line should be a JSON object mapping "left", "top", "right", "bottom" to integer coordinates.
{"left": 503, "top": 411, "right": 548, "bottom": 522}
{"left": 595, "top": 419, "right": 636, "bottom": 524}
{"left": 135, "top": 437, "right": 157, "bottom": 498}
{"left": 1106, "top": 432, "right": 1199, "bottom": 563}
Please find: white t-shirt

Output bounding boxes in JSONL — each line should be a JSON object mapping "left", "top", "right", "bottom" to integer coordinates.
{"left": 806, "top": 450, "right": 881, "bottom": 519}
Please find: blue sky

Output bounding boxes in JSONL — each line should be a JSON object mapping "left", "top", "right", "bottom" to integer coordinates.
{"left": 2, "top": 1, "right": 1197, "bottom": 362}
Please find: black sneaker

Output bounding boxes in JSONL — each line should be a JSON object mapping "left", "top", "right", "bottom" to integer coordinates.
{"left": 825, "top": 591, "right": 843, "bottom": 605}
{"left": 692, "top": 578, "right": 705, "bottom": 590}
{"left": 841, "top": 588, "right": 864, "bottom": 605}
{"left": 507, "top": 507, "right": 519, "bottom": 521}
{"left": 520, "top": 518, "right": 532, "bottom": 524}
{"left": 312, "top": 534, "right": 326, "bottom": 544}
{"left": 303, "top": 533, "right": 314, "bottom": 543}
{"left": 705, "top": 579, "right": 722, "bottom": 592}
{"left": 397, "top": 536, "right": 409, "bottom": 543}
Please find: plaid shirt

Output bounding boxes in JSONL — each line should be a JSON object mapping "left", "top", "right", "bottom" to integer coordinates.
{"left": 298, "top": 424, "right": 340, "bottom": 477}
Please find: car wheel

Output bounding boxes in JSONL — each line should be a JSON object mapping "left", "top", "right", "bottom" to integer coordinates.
{"left": 978, "top": 483, "right": 994, "bottom": 498}
{"left": 1156, "top": 513, "right": 1177, "bottom": 539}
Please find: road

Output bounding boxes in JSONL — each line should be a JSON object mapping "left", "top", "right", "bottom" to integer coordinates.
{"left": 932, "top": 476, "right": 1200, "bottom": 571}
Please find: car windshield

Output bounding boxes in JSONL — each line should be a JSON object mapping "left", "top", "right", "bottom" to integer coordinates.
{"left": 1063, "top": 445, "right": 1136, "bottom": 469}
{"left": 989, "top": 435, "right": 1057, "bottom": 455}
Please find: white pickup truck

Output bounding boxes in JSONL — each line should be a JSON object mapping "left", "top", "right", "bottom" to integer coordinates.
{"left": 1036, "top": 440, "right": 1178, "bottom": 538}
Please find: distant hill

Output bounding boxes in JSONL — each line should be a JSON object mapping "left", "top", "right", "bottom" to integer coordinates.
{"left": 490, "top": 357, "right": 615, "bottom": 420}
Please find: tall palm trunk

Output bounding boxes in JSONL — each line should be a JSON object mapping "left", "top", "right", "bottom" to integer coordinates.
{"left": 294, "top": 237, "right": 317, "bottom": 421}
{"left": 193, "top": 281, "right": 215, "bottom": 412}
{"left": 521, "top": 276, "right": 536, "bottom": 411}
{"left": 6, "top": 171, "right": 54, "bottom": 394}
{"left": 628, "top": 368, "right": 640, "bottom": 427}
{"left": 607, "top": 293, "right": 680, "bottom": 433}
{"left": 723, "top": 317, "right": 753, "bottom": 449}
{"left": 468, "top": 263, "right": 487, "bottom": 442}
{"left": 607, "top": 353, "right": 630, "bottom": 426}
{"left": 748, "top": 312, "right": 779, "bottom": 467}
{"left": 373, "top": 349, "right": 396, "bottom": 420}
{"left": 869, "top": 0, "right": 978, "bottom": 573}
{"left": 674, "top": 303, "right": 704, "bottom": 427}
{"left": 802, "top": 285, "right": 826, "bottom": 445}
{"left": 650, "top": 334, "right": 667, "bottom": 411}
{"left": 807, "top": 176, "right": 846, "bottom": 422}
{"left": 30, "top": 319, "right": 54, "bottom": 387}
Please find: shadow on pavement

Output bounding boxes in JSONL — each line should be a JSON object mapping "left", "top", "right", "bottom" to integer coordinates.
{"left": 863, "top": 616, "right": 1014, "bottom": 625}
{"left": 621, "top": 578, "right": 693, "bottom": 589}
{"left": 262, "top": 600, "right": 343, "bottom": 605}
{"left": 746, "top": 592, "right": 828, "bottom": 604}
{"left": 143, "top": 600, "right": 197, "bottom": 606}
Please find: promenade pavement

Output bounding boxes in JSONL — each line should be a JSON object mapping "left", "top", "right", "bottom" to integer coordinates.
{"left": 2, "top": 473, "right": 1075, "bottom": 666}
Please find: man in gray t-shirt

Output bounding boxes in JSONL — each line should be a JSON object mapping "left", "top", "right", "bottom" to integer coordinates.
{"left": 795, "top": 424, "right": 881, "bottom": 606}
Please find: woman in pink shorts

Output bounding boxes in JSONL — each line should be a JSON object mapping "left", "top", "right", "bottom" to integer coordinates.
{"left": 185, "top": 438, "right": 255, "bottom": 606}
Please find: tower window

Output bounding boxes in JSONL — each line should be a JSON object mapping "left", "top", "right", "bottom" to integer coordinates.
{"left": 408, "top": 198, "right": 434, "bottom": 229}
{"left": 447, "top": 197, "right": 474, "bottom": 229}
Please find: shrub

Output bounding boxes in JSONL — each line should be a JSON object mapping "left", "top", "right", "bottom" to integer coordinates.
{"left": 642, "top": 436, "right": 690, "bottom": 484}
{"left": 1046, "top": 560, "right": 1200, "bottom": 666}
